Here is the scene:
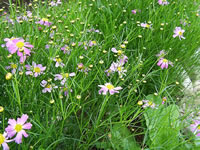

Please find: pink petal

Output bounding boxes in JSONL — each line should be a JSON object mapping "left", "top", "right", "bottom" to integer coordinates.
{"left": 23, "top": 123, "right": 32, "bottom": 130}
{"left": 15, "top": 132, "right": 23, "bottom": 144}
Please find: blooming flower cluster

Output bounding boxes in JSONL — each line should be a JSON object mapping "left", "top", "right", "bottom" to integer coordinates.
{"left": 0, "top": 114, "right": 32, "bottom": 150}
{"left": 105, "top": 48, "right": 128, "bottom": 78}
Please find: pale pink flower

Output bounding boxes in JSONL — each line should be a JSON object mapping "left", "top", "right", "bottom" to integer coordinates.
{"left": 25, "top": 62, "right": 46, "bottom": 77}
{"left": 5, "top": 38, "right": 33, "bottom": 63}
{"left": 173, "top": 27, "right": 185, "bottom": 40}
{"left": 5, "top": 114, "right": 32, "bottom": 144}
{"left": 119, "top": 55, "right": 128, "bottom": 65}
{"left": 40, "top": 80, "right": 58, "bottom": 93}
{"left": 158, "top": 0, "right": 169, "bottom": 5}
{"left": 111, "top": 48, "right": 124, "bottom": 56}
{"left": 157, "top": 58, "right": 173, "bottom": 69}
{"left": 98, "top": 83, "right": 122, "bottom": 95}
{"left": 36, "top": 18, "right": 52, "bottom": 26}
{"left": 61, "top": 45, "right": 71, "bottom": 54}
{"left": 0, "top": 132, "right": 13, "bottom": 150}
{"left": 54, "top": 72, "right": 75, "bottom": 85}
{"left": 132, "top": 9, "right": 137, "bottom": 14}
{"left": 141, "top": 23, "right": 152, "bottom": 28}
{"left": 190, "top": 120, "right": 200, "bottom": 136}
{"left": 142, "top": 100, "right": 157, "bottom": 109}
{"left": 53, "top": 57, "right": 65, "bottom": 68}
{"left": 156, "top": 50, "right": 166, "bottom": 57}
{"left": 162, "top": 97, "right": 167, "bottom": 104}
{"left": 5, "top": 63, "right": 18, "bottom": 74}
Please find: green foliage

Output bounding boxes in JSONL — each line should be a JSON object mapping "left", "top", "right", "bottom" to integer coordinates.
{"left": 144, "top": 94, "right": 180, "bottom": 149}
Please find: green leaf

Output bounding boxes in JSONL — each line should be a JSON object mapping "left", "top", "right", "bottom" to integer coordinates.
{"left": 110, "top": 124, "right": 140, "bottom": 150}
{"left": 144, "top": 95, "right": 180, "bottom": 149}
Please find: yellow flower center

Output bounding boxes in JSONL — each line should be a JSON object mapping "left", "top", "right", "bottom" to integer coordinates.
{"left": 0, "top": 134, "right": 5, "bottom": 145}
{"left": 163, "top": 59, "right": 168, "bottom": 63}
{"left": 117, "top": 67, "right": 122, "bottom": 71}
{"left": 148, "top": 101, "right": 153, "bottom": 106}
{"left": 46, "top": 84, "right": 51, "bottom": 89}
{"left": 56, "top": 58, "right": 62, "bottom": 62}
{"left": 92, "top": 41, "right": 96, "bottom": 44}
{"left": 146, "top": 24, "right": 150, "bottom": 28}
{"left": 178, "top": 31, "right": 183, "bottom": 36}
{"left": 11, "top": 64, "right": 17, "bottom": 69}
{"left": 34, "top": 67, "right": 41, "bottom": 73}
{"left": 42, "top": 18, "right": 49, "bottom": 22}
{"left": 78, "top": 64, "right": 83, "bottom": 69}
{"left": 15, "top": 124, "right": 23, "bottom": 132}
{"left": 106, "top": 84, "right": 114, "bottom": 90}
{"left": 16, "top": 42, "right": 25, "bottom": 48}
{"left": 62, "top": 73, "right": 69, "bottom": 78}
{"left": 117, "top": 50, "right": 123, "bottom": 55}
{"left": 197, "top": 125, "right": 200, "bottom": 130}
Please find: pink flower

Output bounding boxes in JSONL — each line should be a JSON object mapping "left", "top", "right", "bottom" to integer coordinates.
{"left": 5, "top": 38, "right": 34, "bottom": 63}
{"left": 25, "top": 62, "right": 46, "bottom": 77}
{"left": 5, "top": 114, "right": 32, "bottom": 144}
{"left": 54, "top": 72, "right": 75, "bottom": 85}
{"left": 5, "top": 63, "right": 18, "bottom": 74}
{"left": 36, "top": 18, "right": 52, "bottom": 26}
{"left": 190, "top": 120, "right": 200, "bottom": 136}
{"left": 61, "top": 45, "right": 71, "bottom": 54}
{"left": 53, "top": 57, "right": 64, "bottom": 68}
{"left": 173, "top": 27, "right": 185, "bottom": 40}
{"left": 158, "top": 0, "right": 169, "bottom": 5}
{"left": 162, "top": 97, "right": 167, "bottom": 104}
{"left": 111, "top": 48, "right": 124, "bottom": 56}
{"left": 40, "top": 80, "right": 58, "bottom": 93}
{"left": 0, "top": 132, "right": 13, "bottom": 150}
{"left": 156, "top": 50, "right": 166, "bottom": 57}
{"left": 119, "top": 55, "right": 128, "bottom": 65}
{"left": 142, "top": 100, "right": 157, "bottom": 109}
{"left": 98, "top": 83, "right": 122, "bottom": 95}
{"left": 131, "top": 9, "right": 137, "bottom": 14}
{"left": 141, "top": 23, "right": 152, "bottom": 28}
{"left": 157, "top": 58, "right": 173, "bottom": 69}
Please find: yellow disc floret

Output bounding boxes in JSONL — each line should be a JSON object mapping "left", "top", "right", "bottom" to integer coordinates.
{"left": 34, "top": 67, "right": 41, "bottom": 73}
{"left": 0, "top": 134, "right": 5, "bottom": 145}
{"left": 16, "top": 42, "right": 25, "bottom": 48}
{"left": 15, "top": 124, "right": 23, "bottom": 132}
{"left": 106, "top": 84, "right": 114, "bottom": 90}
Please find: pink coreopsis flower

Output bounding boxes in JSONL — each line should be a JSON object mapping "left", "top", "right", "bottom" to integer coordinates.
{"left": 173, "top": 27, "right": 185, "bottom": 40}
{"left": 54, "top": 72, "right": 75, "bottom": 85}
{"left": 141, "top": 23, "right": 152, "bottom": 29}
{"left": 142, "top": 100, "right": 157, "bottom": 109}
{"left": 25, "top": 62, "right": 46, "bottom": 77}
{"left": 5, "top": 114, "right": 32, "bottom": 144}
{"left": 98, "top": 83, "right": 122, "bottom": 95}
{"left": 115, "top": 63, "right": 127, "bottom": 78}
{"left": 190, "top": 120, "right": 200, "bottom": 136}
{"left": 111, "top": 48, "right": 124, "bottom": 56}
{"left": 40, "top": 80, "right": 58, "bottom": 93}
{"left": 158, "top": 0, "right": 169, "bottom": 5}
{"left": 119, "top": 55, "right": 128, "bottom": 65}
{"left": 36, "top": 18, "right": 52, "bottom": 26}
{"left": 6, "top": 63, "right": 18, "bottom": 74}
{"left": 61, "top": 45, "right": 71, "bottom": 54}
{"left": 132, "top": 9, "right": 137, "bottom": 14}
{"left": 156, "top": 50, "right": 166, "bottom": 57}
{"left": 53, "top": 57, "right": 65, "bottom": 68}
{"left": 162, "top": 97, "right": 167, "bottom": 104}
{"left": 157, "top": 58, "right": 173, "bottom": 69}
{"left": 5, "top": 38, "right": 34, "bottom": 63}
{"left": 0, "top": 132, "right": 13, "bottom": 150}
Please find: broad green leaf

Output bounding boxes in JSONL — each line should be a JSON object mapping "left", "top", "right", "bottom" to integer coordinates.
{"left": 110, "top": 124, "right": 140, "bottom": 150}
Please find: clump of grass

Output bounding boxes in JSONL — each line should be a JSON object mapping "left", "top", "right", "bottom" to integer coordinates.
{"left": 0, "top": 0, "right": 200, "bottom": 149}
